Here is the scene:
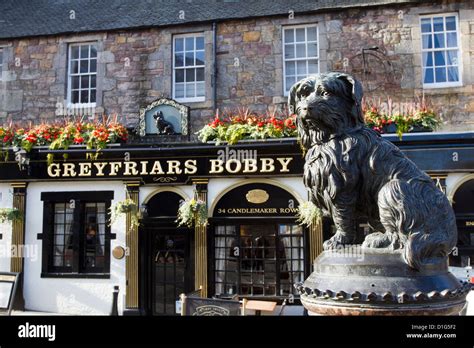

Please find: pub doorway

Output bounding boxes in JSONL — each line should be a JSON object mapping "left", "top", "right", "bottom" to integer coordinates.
{"left": 210, "top": 182, "right": 309, "bottom": 302}
{"left": 140, "top": 191, "right": 194, "bottom": 315}
{"left": 450, "top": 179, "right": 474, "bottom": 267}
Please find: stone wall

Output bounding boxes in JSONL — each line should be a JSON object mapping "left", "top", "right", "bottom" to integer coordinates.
{"left": 0, "top": 0, "right": 473, "bottom": 136}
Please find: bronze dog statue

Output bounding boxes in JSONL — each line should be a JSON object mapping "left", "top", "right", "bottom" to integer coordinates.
{"left": 289, "top": 72, "right": 457, "bottom": 270}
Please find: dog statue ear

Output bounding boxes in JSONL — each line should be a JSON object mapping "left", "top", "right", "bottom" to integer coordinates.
{"left": 288, "top": 81, "right": 302, "bottom": 115}
{"left": 337, "top": 74, "right": 363, "bottom": 106}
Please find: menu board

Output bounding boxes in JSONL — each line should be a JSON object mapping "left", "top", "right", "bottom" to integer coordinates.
{"left": 0, "top": 273, "right": 19, "bottom": 315}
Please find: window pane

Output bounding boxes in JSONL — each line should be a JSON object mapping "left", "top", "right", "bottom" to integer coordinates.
{"left": 295, "top": 43, "right": 306, "bottom": 58}
{"left": 89, "top": 59, "right": 97, "bottom": 73}
{"left": 80, "top": 60, "right": 88, "bottom": 73}
{"left": 81, "top": 75, "right": 89, "bottom": 90}
{"left": 434, "top": 51, "right": 445, "bottom": 66}
{"left": 185, "top": 52, "right": 194, "bottom": 66}
{"left": 81, "top": 90, "right": 89, "bottom": 103}
{"left": 185, "top": 37, "right": 194, "bottom": 51}
{"left": 307, "top": 42, "right": 318, "bottom": 57}
{"left": 90, "top": 89, "right": 96, "bottom": 103}
{"left": 286, "top": 76, "right": 296, "bottom": 90}
{"left": 175, "top": 38, "right": 184, "bottom": 52}
{"left": 90, "top": 75, "right": 96, "bottom": 88}
{"left": 185, "top": 68, "right": 195, "bottom": 82}
{"left": 433, "top": 17, "right": 444, "bottom": 32}
{"left": 435, "top": 67, "right": 446, "bottom": 82}
{"left": 447, "top": 66, "right": 459, "bottom": 82}
{"left": 296, "top": 60, "right": 306, "bottom": 75}
{"left": 421, "top": 18, "right": 432, "bottom": 33}
{"left": 284, "top": 44, "right": 295, "bottom": 59}
{"left": 175, "top": 83, "right": 184, "bottom": 98}
{"left": 71, "top": 46, "right": 80, "bottom": 59}
{"left": 445, "top": 16, "right": 456, "bottom": 31}
{"left": 90, "top": 46, "right": 97, "bottom": 58}
{"left": 446, "top": 32, "right": 457, "bottom": 48}
{"left": 175, "top": 69, "right": 184, "bottom": 83}
{"left": 308, "top": 59, "right": 318, "bottom": 74}
{"left": 72, "top": 91, "right": 79, "bottom": 103}
{"left": 72, "top": 76, "right": 80, "bottom": 89}
{"left": 446, "top": 50, "right": 458, "bottom": 65}
{"left": 71, "top": 60, "right": 79, "bottom": 74}
{"left": 422, "top": 52, "right": 433, "bottom": 67}
{"left": 422, "top": 34, "right": 432, "bottom": 49}
{"left": 80, "top": 45, "right": 89, "bottom": 58}
{"left": 196, "top": 82, "right": 205, "bottom": 97}
{"left": 434, "top": 33, "right": 445, "bottom": 48}
{"left": 185, "top": 83, "right": 195, "bottom": 98}
{"left": 307, "top": 26, "right": 317, "bottom": 41}
{"left": 285, "top": 61, "right": 295, "bottom": 75}
{"left": 196, "top": 36, "right": 204, "bottom": 50}
{"left": 195, "top": 51, "right": 205, "bottom": 66}
{"left": 175, "top": 53, "right": 184, "bottom": 67}
{"left": 295, "top": 28, "right": 305, "bottom": 42}
{"left": 284, "top": 29, "right": 294, "bottom": 43}
{"left": 196, "top": 67, "right": 204, "bottom": 81}
{"left": 423, "top": 68, "right": 434, "bottom": 83}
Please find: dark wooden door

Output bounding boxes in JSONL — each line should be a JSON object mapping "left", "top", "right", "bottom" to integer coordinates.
{"left": 151, "top": 230, "right": 190, "bottom": 315}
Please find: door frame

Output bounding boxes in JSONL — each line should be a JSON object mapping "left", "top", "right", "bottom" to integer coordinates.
{"left": 139, "top": 218, "right": 194, "bottom": 315}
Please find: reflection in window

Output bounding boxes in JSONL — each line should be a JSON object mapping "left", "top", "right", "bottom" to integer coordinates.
{"left": 214, "top": 224, "right": 304, "bottom": 297}
{"left": 49, "top": 200, "right": 109, "bottom": 274}
{"left": 420, "top": 14, "right": 461, "bottom": 87}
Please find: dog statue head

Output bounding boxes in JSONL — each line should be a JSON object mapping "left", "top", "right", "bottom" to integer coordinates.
{"left": 288, "top": 72, "right": 364, "bottom": 149}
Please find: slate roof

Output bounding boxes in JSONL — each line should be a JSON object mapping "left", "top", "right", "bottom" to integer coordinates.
{"left": 0, "top": 0, "right": 423, "bottom": 39}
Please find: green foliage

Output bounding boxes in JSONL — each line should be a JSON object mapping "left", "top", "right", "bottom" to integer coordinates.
{"left": 109, "top": 199, "right": 141, "bottom": 229}
{"left": 176, "top": 199, "right": 207, "bottom": 228}
{"left": 0, "top": 208, "right": 23, "bottom": 223}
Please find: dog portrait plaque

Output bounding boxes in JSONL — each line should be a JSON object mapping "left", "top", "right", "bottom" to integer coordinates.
{"left": 138, "top": 98, "right": 189, "bottom": 136}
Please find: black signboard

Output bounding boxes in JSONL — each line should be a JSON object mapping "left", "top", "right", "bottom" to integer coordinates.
{"left": 182, "top": 297, "right": 241, "bottom": 316}
{"left": 213, "top": 183, "right": 299, "bottom": 217}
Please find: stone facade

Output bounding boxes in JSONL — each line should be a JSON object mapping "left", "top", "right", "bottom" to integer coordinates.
{"left": 0, "top": 0, "right": 473, "bottom": 136}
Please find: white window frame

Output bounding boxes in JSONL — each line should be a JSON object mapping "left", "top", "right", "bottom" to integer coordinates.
{"left": 172, "top": 33, "right": 205, "bottom": 103}
{"left": 282, "top": 24, "right": 320, "bottom": 96}
{"left": 419, "top": 13, "right": 462, "bottom": 89}
{"left": 67, "top": 42, "right": 98, "bottom": 107}
{"left": 0, "top": 48, "right": 3, "bottom": 81}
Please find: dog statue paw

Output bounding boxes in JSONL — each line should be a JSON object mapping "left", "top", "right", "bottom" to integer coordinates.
{"left": 323, "top": 231, "right": 356, "bottom": 250}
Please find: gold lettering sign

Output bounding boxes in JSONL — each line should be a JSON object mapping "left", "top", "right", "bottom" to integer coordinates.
{"left": 46, "top": 157, "right": 294, "bottom": 177}
{"left": 246, "top": 189, "right": 269, "bottom": 204}
{"left": 466, "top": 221, "right": 474, "bottom": 227}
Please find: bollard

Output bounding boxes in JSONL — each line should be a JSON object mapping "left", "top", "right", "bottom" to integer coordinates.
{"left": 111, "top": 285, "right": 119, "bottom": 316}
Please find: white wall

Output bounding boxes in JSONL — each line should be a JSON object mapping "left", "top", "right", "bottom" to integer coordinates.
{"left": 0, "top": 184, "right": 13, "bottom": 272}
{"left": 23, "top": 181, "right": 126, "bottom": 315}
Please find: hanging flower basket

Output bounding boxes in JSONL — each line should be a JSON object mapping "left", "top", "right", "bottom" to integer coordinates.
{"left": 109, "top": 199, "right": 141, "bottom": 229}
{"left": 176, "top": 198, "right": 207, "bottom": 228}
{"left": 0, "top": 208, "right": 23, "bottom": 223}
{"left": 296, "top": 201, "right": 322, "bottom": 227}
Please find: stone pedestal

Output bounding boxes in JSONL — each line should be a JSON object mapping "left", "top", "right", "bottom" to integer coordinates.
{"left": 296, "top": 248, "right": 470, "bottom": 316}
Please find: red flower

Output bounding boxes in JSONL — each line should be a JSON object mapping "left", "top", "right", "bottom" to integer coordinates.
{"left": 74, "top": 137, "right": 84, "bottom": 144}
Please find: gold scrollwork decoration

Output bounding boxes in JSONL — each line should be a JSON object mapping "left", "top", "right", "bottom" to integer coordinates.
{"left": 153, "top": 177, "right": 178, "bottom": 183}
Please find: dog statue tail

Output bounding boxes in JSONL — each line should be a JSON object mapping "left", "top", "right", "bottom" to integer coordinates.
{"left": 378, "top": 178, "right": 457, "bottom": 271}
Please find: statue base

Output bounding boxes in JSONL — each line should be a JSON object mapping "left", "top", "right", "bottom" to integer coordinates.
{"left": 296, "top": 248, "right": 470, "bottom": 316}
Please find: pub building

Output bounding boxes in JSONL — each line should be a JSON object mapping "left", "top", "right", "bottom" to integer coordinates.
{"left": 1, "top": 116, "right": 474, "bottom": 315}
{"left": 1, "top": 0, "right": 474, "bottom": 315}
